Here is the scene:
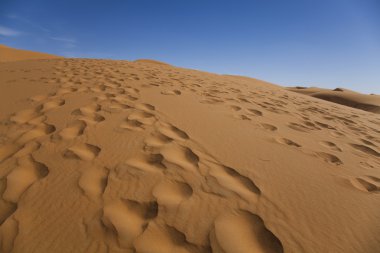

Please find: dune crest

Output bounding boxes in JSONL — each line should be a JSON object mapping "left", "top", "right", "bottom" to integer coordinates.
{"left": 0, "top": 44, "right": 61, "bottom": 62}
{"left": 134, "top": 59, "right": 171, "bottom": 66}
{"left": 287, "top": 86, "right": 380, "bottom": 114}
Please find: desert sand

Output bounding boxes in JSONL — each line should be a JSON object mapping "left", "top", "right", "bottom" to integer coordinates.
{"left": 287, "top": 86, "right": 380, "bottom": 114}
{"left": 0, "top": 45, "right": 380, "bottom": 253}
{"left": 0, "top": 44, "right": 61, "bottom": 63}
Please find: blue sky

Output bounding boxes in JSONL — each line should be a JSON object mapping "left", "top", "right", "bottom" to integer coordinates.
{"left": 1, "top": 0, "right": 379, "bottom": 94}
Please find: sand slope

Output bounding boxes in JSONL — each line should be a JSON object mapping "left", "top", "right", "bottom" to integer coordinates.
{"left": 0, "top": 44, "right": 61, "bottom": 62}
{"left": 0, "top": 54, "right": 379, "bottom": 253}
{"left": 287, "top": 86, "right": 380, "bottom": 114}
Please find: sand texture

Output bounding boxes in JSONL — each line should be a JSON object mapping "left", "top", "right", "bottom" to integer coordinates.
{"left": 0, "top": 48, "right": 380, "bottom": 253}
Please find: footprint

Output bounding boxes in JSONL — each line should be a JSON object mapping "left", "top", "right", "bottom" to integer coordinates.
{"left": 349, "top": 176, "right": 380, "bottom": 193}
{"left": 81, "top": 113, "right": 105, "bottom": 124}
{"left": 230, "top": 105, "right": 241, "bottom": 111}
{"left": 134, "top": 223, "right": 198, "bottom": 253}
{"left": 17, "top": 123, "right": 56, "bottom": 144}
{"left": 125, "top": 94, "right": 138, "bottom": 101}
{"left": 239, "top": 115, "right": 251, "bottom": 121}
{"left": 78, "top": 166, "right": 108, "bottom": 199}
{"left": 59, "top": 120, "right": 87, "bottom": 140}
{"left": 128, "top": 111, "right": 156, "bottom": 125}
{"left": 125, "top": 153, "right": 166, "bottom": 173}
{"left": 330, "top": 131, "right": 345, "bottom": 138}
{"left": 64, "top": 143, "right": 101, "bottom": 161}
{"left": 260, "top": 123, "right": 278, "bottom": 132}
{"left": 0, "top": 216, "right": 18, "bottom": 253}
{"left": 71, "top": 104, "right": 101, "bottom": 115}
{"left": 319, "top": 141, "right": 342, "bottom": 152}
{"left": 316, "top": 152, "right": 342, "bottom": 165}
{"left": 102, "top": 101, "right": 130, "bottom": 113}
{"left": 71, "top": 104, "right": 105, "bottom": 124}
{"left": 248, "top": 109, "right": 263, "bottom": 116}
{"left": 30, "top": 94, "right": 48, "bottom": 102}
{"left": 275, "top": 138, "right": 301, "bottom": 148}
{"left": 314, "top": 121, "right": 335, "bottom": 130}
{"left": 114, "top": 87, "right": 126, "bottom": 94}
{"left": 360, "top": 138, "right": 377, "bottom": 148}
{"left": 208, "top": 165, "right": 260, "bottom": 201}
{"left": 201, "top": 98, "right": 224, "bottom": 104}
{"left": 303, "top": 121, "right": 320, "bottom": 130}
{"left": 0, "top": 177, "right": 17, "bottom": 225}
{"left": 288, "top": 122, "right": 310, "bottom": 132}
{"left": 27, "top": 115, "right": 47, "bottom": 125}
{"left": 3, "top": 156, "right": 49, "bottom": 203}
{"left": 238, "top": 97, "right": 251, "bottom": 103}
{"left": 153, "top": 180, "right": 193, "bottom": 206}
{"left": 350, "top": 144, "right": 380, "bottom": 157}
{"left": 102, "top": 199, "right": 158, "bottom": 248}
{"left": 41, "top": 99, "right": 65, "bottom": 112}
{"left": 158, "top": 124, "right": 189, "bottom": 140}
{"left": 161, "top": 90, "right": 181, "bottom": 95}
{"left": 366, "top": 176, "right": 380, "bottom": 183}
{"left": 10, "top": 107, "right": 42, "bottom": 124}
{"left": 211, "top": 210, "right": 284, "bottom": 253}
{"left": 160, "top": 144, "right": 199, "bottom": 171}
{"left": 56, "top": 87, "right": 77, "bottom": 95}
{"left": 359, "top": 160, "right": 380, "bottom": 170}
{"left": 125, "top": 87, "right": 140, "bottom": 95}
{"left": 144, "top": 132, "right": 173, "bottom": 148}
{"left": 13, "top": 141, "right": 41, "bottom": 158}
{"left": 136, "top": 103, "right": 155, "bottom": 111}
{"left": 0, "top": 144, "right": 23, "bottom": 163}
{"left": 120, "top": 118, "right": 144, "bottom": 131}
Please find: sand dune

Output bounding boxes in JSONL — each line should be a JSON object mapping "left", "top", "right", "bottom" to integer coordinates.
{"left": 287, "top": 86, "right": 380, "bottom": 114}
{"left": 134, "top": 59, "right": 171, "bottom": 66}
{"left": 0, "top": 46, "right": 380, "bottom": 253}
{"left": 0, "top": 44, "right": 61, "bottom": 62}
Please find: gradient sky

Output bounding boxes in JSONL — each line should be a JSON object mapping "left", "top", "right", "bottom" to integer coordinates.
{"left": 1, "top": 0, "right": 379, "bottom": 94}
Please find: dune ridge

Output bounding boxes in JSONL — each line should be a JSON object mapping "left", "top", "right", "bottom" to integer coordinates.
{"left": 0, "top": 46, "right": 379, "bottom": 253}
{"left": 287, "top": 86, "right": 380, "bottom": 114}
{"left": 0, "top": 44, "right": 61, "bottom": 62}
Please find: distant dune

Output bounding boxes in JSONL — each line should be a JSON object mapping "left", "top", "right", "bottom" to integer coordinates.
{"left": 134, "top": 59, "right": 171, "bottom": 66}
{"left": 0, "top": 45, "right": 379, "bottom": 253}
{"left": 287, "top": 86, "right": 380, "bottom": 114}
{"left": 0, "top": 44, "right": 61, "bottom": 62}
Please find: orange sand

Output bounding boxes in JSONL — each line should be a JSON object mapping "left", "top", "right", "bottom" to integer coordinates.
{"left": 0, "top": 45, "right": 380, "bottom": 253}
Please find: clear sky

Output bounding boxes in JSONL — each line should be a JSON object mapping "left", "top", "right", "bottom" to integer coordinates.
{"left": 1, "top": 0, "right": 379, "bottom": 94}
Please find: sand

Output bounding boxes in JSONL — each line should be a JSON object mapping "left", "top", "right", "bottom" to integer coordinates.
{"left": 0, "top": 46, "right": 380, "bottom": 253}
{"left": 0, "top": 44, "right": 61, "bottom": 63}
{"left": 287, "top": 86, "right": 380, "bottom": 114}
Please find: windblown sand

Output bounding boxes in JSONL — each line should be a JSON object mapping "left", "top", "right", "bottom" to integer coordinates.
{"left": 0, "top": 49, "right": 380, "bottom": 253}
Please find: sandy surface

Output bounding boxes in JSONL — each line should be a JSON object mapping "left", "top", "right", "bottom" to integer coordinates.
{"left": 287, "top": 86, "right": 380, "bottom": 114}
{"left": 0, "top": 47, "right": 380, "bottom": 253}
{"left": 0, "top": 44, "right": 61, "bottom": 62}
